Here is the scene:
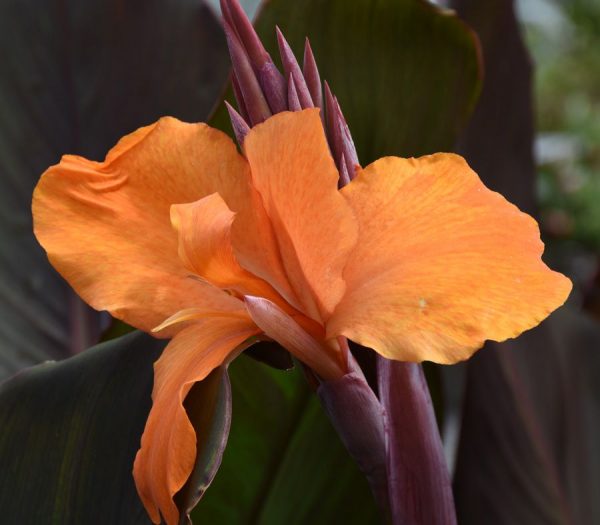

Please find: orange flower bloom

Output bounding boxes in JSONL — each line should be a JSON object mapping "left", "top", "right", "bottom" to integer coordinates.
{"left": 32, "top": 109, "right": 571, "bottom": 524}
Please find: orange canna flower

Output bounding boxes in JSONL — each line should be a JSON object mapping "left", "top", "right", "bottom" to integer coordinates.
{"left": 32, "top": 109, "right": 571, "bottom": 524}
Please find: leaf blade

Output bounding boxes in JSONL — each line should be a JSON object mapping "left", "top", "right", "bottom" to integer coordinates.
{"left": 0, "top": 331, "right": 163, "bottom": 524}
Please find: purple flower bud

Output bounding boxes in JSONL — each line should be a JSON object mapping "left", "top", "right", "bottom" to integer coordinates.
{"left": 287, "top": 74, "right": 302, "bottom": 111}
{"left": 325, "top": 82, "right": 359, "bottom": 180}
{"left": 225, "top": 101, "right": 251, "bottom": 145}
{"left": 276, "top": 27, "right": 314, "bottom": 109}
{"left": 231, "top": 72, "right": 250, "bottom": 123}
{"left": 224, "top": 26, "right": 272, "bottom": 125}
{"left": 339, "top": 153, "right": 351, "bottom": 187}
{"left": 258, "top": 62, "right": 288, "bottom": 114}
{"left": 303, "top": 39, "right": 323, "bottom": 111}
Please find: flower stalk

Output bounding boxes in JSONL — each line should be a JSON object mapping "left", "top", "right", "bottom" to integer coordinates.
{"left": 317, "top": 372, "right": 390, "bottom": 519}
{"left": 219, "top": 0, "right": 458, "bottom": 522}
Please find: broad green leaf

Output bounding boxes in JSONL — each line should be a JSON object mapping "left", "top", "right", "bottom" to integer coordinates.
{"left": 253, "top": 0, "right": 481, "bottom": 162}
{"left": 0, "top": 332, "right": 238, "bottom": 525}
{"left": 192, "top": 355, "right": 380, "bottom": 524}
{"left": 0, "top": 331, "right": 164, "bottom": 524}
{"left": 451, "top": 1, "right": 600, "bottom": 523}
{"left": 0, "top": 0, "right": 230, "bottom": 379}
{"left": 0, "top": 331, "right": 379, "bottom": 524}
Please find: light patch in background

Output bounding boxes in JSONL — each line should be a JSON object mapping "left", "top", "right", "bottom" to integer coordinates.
{"left": 205, "top": 0, "right": 262, "bottom": 19}
{"left": 516, "top": 0, "right": 569, "bottom": 34}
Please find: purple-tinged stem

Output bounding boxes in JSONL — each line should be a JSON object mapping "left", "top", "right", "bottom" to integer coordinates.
{"left": 303, "top": 39, "right": 323, "bottom": 111}
{"left": 378, "top": 358, "right": 457, "bottom": 525}
{"left": 287, "top": 74, "right": 302, "bottom": 111}
{"left": 224, "top": 23, "right": 271, "bottom": 125}
{"left": 276, "top": 27, "right": 314, "bottom": 109}
{"left": 318, "top": 373, "right": 390, "bottom": 522}
{"left": 225, "top": 101, "right": 251, "bottom": 145}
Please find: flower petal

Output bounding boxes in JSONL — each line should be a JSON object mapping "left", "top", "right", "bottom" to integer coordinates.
{"left": 328, "top": 154, "right": 572, "bottom": 364}
{"left": 171, "top": 193, "right": 285, "bottom": 307}
{"left": 32, "top": 118, "right": 263, "bottom": 332}
{"left": 133, "top": 315, "right": 258, "bottom": 525}
{"left": 152, "top": 308, "right": 250, "bottom": 333}
{"left": 229, "top": 175, "right": 300, "bottom": 311}
{"left": 244, "top": 295, "right": 345, "bottom": 380}
{"left": 243, "top": 109, "right": 358, "bottom": 322}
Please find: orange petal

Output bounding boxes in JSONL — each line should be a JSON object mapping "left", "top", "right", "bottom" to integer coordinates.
{"left": 328, "top": 154, "right": 572, "bottom": 364}
{"left": 229, "top": 179, "right": 300, "bottom": 310}
{"left": 243, "top": 109, "right": 358, "bottom": 322}
{"left": 133, "top": 315, "right": 258, "bottom": 525}
{"left": 171, "top": 193, "right": 285, "bottom": 305}
{"left": 244, "top": 296, "right": 345, "bottom": 380}
{"left": 32, "top": 118, "right": 261, "bottom": 332}
{"left": 152, "top": 308, "right": 250, "bottom": 333}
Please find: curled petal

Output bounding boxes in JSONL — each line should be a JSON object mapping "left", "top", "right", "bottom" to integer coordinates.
{"left": 133, "top": 315, "right": 258, "bottom": 525}
{"left": 172, "top": 195, "right": 243, "bottom": 288}
{"left": 171, "top": 193, "right": 287, "bottom": 308}
{"left": 244, "top": 110, "right": 358, "bottom": 322}
{"left": 328, "top": 154, "right": 572, "bottom": 363}
{"left": 32, "top": 118, "right": 258, "bottom": 333}
{"left": 152, "top": 308, "right": 249, "bottom": 333}
{"left": 244, "top": 295, "right": 345, "bottom": 380}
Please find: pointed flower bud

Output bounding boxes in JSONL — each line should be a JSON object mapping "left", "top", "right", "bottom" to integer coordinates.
{"left": 257, "top": 62, "right": 288, "bottom": 114}
{"left": 223, "top": 22, "right": 271, "bottom": 125}
{"left": 225, "top": 101, "right": 251, "bottom": 145}
{"left": 231, "top": 72, "right": 250, "bottom": 123}
{"left": 220, "top": 0, "right": 357, "bottom": 185}
{"left": 276, "top": 27, "right": 314, "bottom": 109}
{"left": 223, "top": 0, "right": 270, "bottom": 68}
{"left": 325, "top": 82, "right": 360, "bottom": 182}
{"left": 339, "top": 152, "right": 351, "bottom": 187}
{"left": 287, "top": 73, "right": 302, "bottom": 111}
{"left": 303, "top": 38, "right": 323, "bottom": 111}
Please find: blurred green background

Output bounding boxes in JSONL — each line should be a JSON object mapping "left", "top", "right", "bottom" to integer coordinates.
{"left": 522, "top": 0, "right": 600, "bottom": 313}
